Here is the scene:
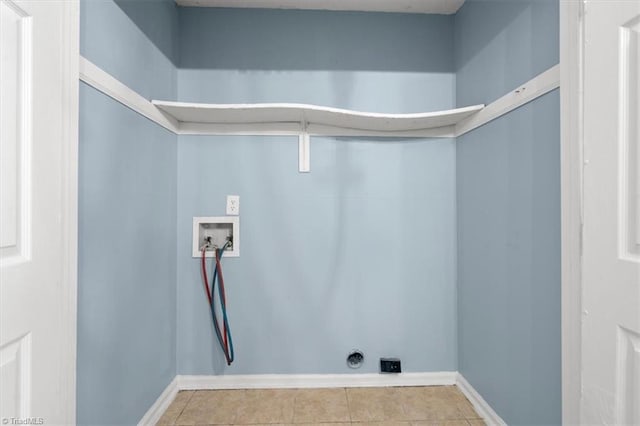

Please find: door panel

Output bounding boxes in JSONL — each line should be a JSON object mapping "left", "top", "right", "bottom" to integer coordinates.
{"left": 0, "top": 334, "right": 30, "bottom": 417}
{"left": 582, "top": 1, "right": 640, "bottom": 424}
{"left": 619, "top": 15, "right": 640, "bottom": 259}
{"left": 0, "top": 0, "right": 78, "bottom": 423}
{"left": 616, "top": 327, "right": 640, "bottom": 424}
{"left": 0, "top": 0, "right": 31, "bottom": 266}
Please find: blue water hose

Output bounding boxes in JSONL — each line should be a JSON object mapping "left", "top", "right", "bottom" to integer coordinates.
{"left": 211, "top": 241, "right": 234, "bottom": 365}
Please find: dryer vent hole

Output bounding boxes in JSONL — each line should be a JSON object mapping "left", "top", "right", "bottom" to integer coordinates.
{"left": 347, "top": 350, "right": 364, "bottom": 369}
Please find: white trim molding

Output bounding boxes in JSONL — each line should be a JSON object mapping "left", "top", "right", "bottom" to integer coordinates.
{"left": 455, "top": 64, "right": 560, "bottom": 137}
{"left": 79, "top": 54, "right": 559, "bottom": 141}
{"left": 560, "top": 0, "right": 584, "bottom": 425}
{"left": 177, "top": 122, "right": 456, "bottom": 138}
{"left": 177, "top": 371, "right": 458, "bottom": 390}
{"left": 79, "top": 55, "right": 559, "bottom": 173}
{"left": 79, "top": 57, "right": 179, "bottom": 133}
{"left": 137, "top": 376, "right": 179, "bottom": 426}
{"left": 456, "top": 374, "right": 507, "bottom": 426}
{"left": 60, "top": 2, "right": 80, "bottom": 423}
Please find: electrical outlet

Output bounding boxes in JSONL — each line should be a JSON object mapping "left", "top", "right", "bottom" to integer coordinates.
{"left": 226, "top": 195, "right": 240, "bottom": 215}
{"left": 380, "top": 358, "right": 401, "bottom": 373}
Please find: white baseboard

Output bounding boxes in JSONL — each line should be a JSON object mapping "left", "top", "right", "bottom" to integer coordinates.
{"left": 139, "top": 372, "right": 505, "bottom": 426}
{"left": 177, "top": 371, "right": 457, "bottom": 390}
{"left": 456, "top": 373, "right": 507, "bottom": 426}
{"left": 137, "top": 376, "right": 179, "bottom": 426}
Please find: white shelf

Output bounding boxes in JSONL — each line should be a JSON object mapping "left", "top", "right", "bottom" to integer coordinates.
{"left": 151, "top": 100, "right": 484, "bottom": 173}
{"left": 79, "top": 55, "right": 558, "bottom": 174}
{"left": 151, "top": 101, "right": 484, "bottom": 133}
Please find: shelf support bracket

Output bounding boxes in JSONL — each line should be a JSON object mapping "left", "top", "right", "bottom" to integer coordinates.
{"left": 298, "top": 121, "right": 310, "bottom": 173}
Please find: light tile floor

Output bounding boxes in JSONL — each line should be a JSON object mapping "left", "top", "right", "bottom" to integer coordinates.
{"left": 156, "top": 386, "right": 486, "bottom": 426}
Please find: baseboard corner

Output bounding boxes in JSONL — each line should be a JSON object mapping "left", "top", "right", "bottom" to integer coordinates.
{"left": 456, "top": 373, "right": 507, "bottom": 426}
{"left": 138, "top": 376, "right": 179, "bottom": 426}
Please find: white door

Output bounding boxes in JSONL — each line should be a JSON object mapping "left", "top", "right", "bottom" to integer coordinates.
{"left": 0, "top": 0, "right": 78, "bottom": 424}
{"left": 582, "top": 0, "right": 640, "bottom": 424}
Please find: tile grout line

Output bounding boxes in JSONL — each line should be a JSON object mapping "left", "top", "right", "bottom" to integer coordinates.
{"left": 292, "top": 388, "right": 299, "bottom": 424}
{"left": 343, "top": 387, "right": 352, "bottom": 423}
{"left": 172, "top": 390, "right": 196, "bottom": 426}
{"left": 398, "top": 387, "right": 411, "bottom": 420}
{"left": 344, "top": 388, "right": 353, "bottom": 423}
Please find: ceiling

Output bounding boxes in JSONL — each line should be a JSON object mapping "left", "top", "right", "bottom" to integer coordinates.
{"left": 174, "top": 0, "right": 466, "bottom": 15}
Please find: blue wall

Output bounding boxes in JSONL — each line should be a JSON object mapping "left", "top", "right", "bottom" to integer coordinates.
{"left": 175, "top": 9, "right": 459, "bottom": 375}
{"left": 77, "top": 2, "right": 562, "bottom": 424}
{"left": 81, "top": 0, "right": 178, "bottom": 100}
{"left": 77, "top": 0, "right": 178, "bottom": 424}
{"left": 455, "top": 0, "right": 561, "bottom": 424}
{"left": 454, "top": 0, "right": 559, "bottom": 106}
{"left": 178, "top": 8, "right": 455, "bottom": 112}
{"left": 177, "top": 136, "right": 458, "bottom": 374}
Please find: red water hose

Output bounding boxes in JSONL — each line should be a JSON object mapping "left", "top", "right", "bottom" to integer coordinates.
{"left": 201, "top": 247, "right": 211, "bottom": 305}
{"left": 201, "top": 246, "right": 232, "bottom": 364}
{"left": 215, "top": 249, "right": 229, "bottom": 353}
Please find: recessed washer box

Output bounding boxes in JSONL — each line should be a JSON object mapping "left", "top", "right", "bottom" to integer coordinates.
{"left": 192, "top": 216, "right": 239, "bottom": 258}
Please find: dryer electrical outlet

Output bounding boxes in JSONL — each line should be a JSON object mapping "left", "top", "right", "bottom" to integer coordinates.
{"left": 226, "top": 195, "right": 240, "bottom": 215}
{"left": 192, "top": 216, "right": 240, "bottom": 257}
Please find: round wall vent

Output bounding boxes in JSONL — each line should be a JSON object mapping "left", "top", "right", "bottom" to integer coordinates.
{"left": 346, "top": 350, "right": 364, "bottom": 369}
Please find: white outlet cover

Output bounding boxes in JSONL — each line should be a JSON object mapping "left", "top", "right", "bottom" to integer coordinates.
{"left": 226, "top": 195, "right": 240, "bottom": 215}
